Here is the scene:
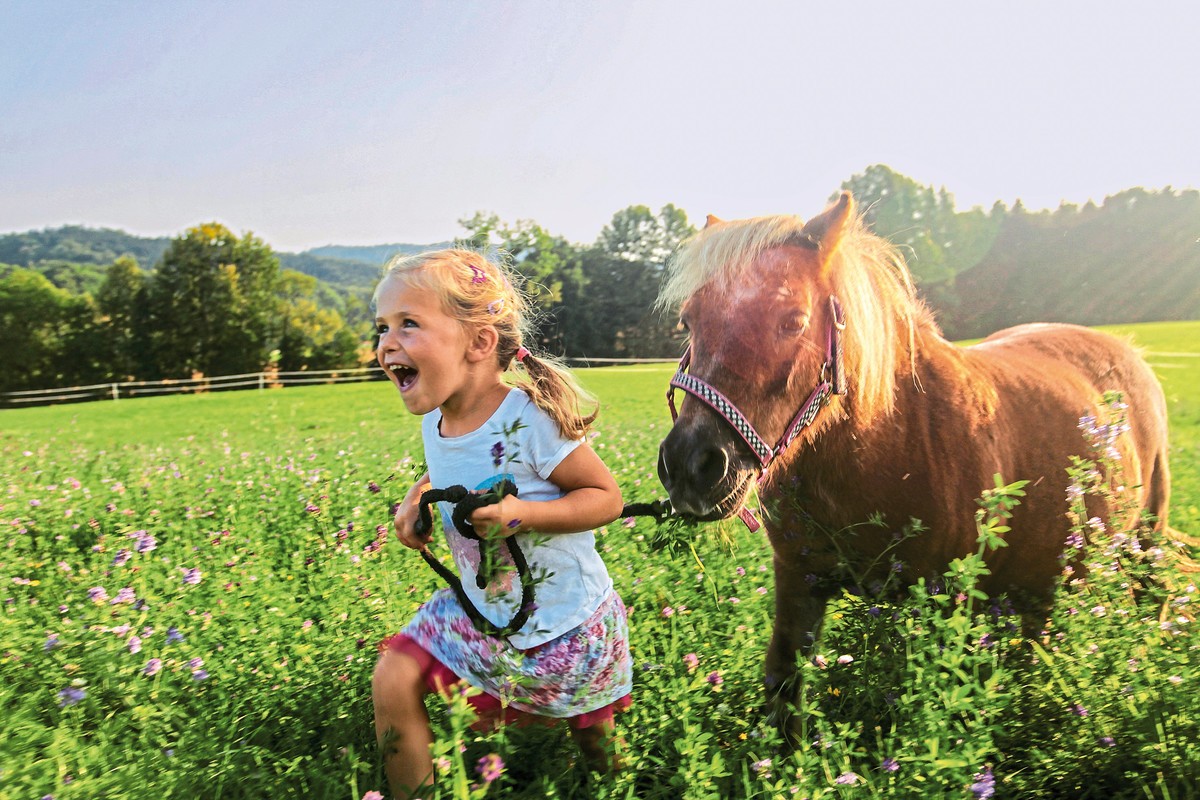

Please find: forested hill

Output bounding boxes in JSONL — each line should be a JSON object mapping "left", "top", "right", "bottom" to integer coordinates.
{"left": 306, "top": 242, "right": 453, "bottom": 265}
{"left": 941, "top": 188, "right": 1200, "bottom": 339}
{"left": 0, "top": 226, "right": 421, "bottom": 295}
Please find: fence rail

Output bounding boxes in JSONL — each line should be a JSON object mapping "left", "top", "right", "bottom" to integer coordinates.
{"left": 1, "top": 359, "right": 677, "bottom": 408}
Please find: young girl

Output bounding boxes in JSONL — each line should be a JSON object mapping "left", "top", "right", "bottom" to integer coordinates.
{"left": 370, "top": 249, "right": 631, "bottom": 797}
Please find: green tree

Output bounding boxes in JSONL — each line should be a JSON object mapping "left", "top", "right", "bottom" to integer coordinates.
{"left": 842, "top": 165, "right": 1004, "bottom": 313}
{"left": 578, "top": 204, "right": 696, "bottom": 357}
{"left": 0, "top": 269, "right": 88, "bottom": 392}
{"left": 147, "top": 223, "right": 281, "bottom": 378}
{"left": 276, "top": 270, "right": 361, "bottom": 372}
{"left": 96, "top": 256, "right": 149, "bottom": 381}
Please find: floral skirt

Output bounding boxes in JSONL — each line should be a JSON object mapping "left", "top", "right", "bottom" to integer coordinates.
{"left": 380, "top": 587, "right": 632, "bottom": 728}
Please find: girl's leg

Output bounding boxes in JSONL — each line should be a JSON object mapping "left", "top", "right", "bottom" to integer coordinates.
{"left": 372, "top": 649, "right": 435, "bottom": 798}
{"left": 570, "top": 717, "right": 624, "bottom": 774}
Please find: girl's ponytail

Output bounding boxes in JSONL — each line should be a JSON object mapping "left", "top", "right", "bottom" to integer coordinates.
{"left": 510, "top": 350, "right": 598, "bottom": 441}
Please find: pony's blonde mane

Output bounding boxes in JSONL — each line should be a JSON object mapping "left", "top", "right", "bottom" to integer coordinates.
{"left": 660, "top": 211, "right": 935, "bottom": 425}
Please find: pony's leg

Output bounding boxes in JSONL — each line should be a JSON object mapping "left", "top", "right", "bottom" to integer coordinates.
{"left": 764, "top": 563, "right": 828, "bottom": 743}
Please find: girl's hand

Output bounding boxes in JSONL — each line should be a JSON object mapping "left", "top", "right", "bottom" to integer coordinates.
{"left": 468, "top": 496, "right": 528, "bottom": 537}
{"left": 394, "top": 474, "right": 432, "bottom": 550}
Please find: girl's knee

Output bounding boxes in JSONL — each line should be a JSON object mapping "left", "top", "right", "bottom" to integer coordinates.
{"left": 372, "top": 650, "right": 427, "bottom": 706}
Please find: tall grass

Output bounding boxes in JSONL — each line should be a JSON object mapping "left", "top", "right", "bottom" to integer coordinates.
{"left": 1, "top": 322, "right": 1197, "bottom": 799}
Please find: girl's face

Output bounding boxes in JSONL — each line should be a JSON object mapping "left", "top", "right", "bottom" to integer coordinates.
{"left": 375, "top": 277, "right": 475, "bottom": 416}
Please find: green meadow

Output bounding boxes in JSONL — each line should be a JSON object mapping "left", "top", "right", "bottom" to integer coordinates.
{"left": 1, "top": 321, "right": 1197, "bottom": 799}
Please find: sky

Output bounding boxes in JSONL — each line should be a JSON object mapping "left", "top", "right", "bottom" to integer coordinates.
{"left": 2, "top": 0, "right": 1199, "bottom": 253}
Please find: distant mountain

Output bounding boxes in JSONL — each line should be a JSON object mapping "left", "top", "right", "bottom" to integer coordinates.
{"left": 0, "top": 225, "right": 171, "bottom": 269}
{"left": 0, "top": 226, "right": 444, "bottom": 296}
{"left": 304, "top": 242, "right": 453, "bottom": 266}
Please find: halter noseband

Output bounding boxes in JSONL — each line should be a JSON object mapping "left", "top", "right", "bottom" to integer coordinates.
{"left": 667, "top": 294, "right": 847, "bottom": 471}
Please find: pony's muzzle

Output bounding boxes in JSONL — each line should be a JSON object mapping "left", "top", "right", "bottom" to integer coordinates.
{"left": 658, "top": 419, "right": 752, "bottom": 520}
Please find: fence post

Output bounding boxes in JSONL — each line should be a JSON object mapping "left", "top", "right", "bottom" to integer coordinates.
{"left": 112, "top": 384, "right": 119, "bottom": 401}
{"left": 258, "top": 373, "right": 264, "bottom": 391}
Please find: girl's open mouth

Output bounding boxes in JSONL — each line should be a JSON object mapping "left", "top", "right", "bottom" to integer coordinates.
{"left": 390, "top": 364, "right": 418, "bottom": 391}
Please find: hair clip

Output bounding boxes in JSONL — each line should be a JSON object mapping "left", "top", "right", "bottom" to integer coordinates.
{"left": 487, "top": 298, "right": 504, "bottom": 315}
{"left": 469, "top": 265, "right": 488, "bottom": 285}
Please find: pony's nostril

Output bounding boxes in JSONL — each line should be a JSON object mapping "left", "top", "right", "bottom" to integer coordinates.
{"left": 692, "top": 446, "right": 729, "bottom": 488}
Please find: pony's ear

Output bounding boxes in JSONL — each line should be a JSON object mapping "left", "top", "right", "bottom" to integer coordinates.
{"left": 800, "top": 191, "right": 854, "bottom": 267}
{"left": 704, "top": 214, "right": 724, "bottom": 229}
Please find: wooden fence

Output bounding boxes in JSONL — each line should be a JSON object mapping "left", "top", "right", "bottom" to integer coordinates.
{"left": 1, "top": 359, "right": 675, "bottom": 408}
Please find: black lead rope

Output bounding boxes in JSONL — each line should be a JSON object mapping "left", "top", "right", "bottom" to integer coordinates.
{"left": 412, "top": 484, "right": 675, "bottom": 639}
{"left": 413, "top": 481, "right": 535, "bottom": 639}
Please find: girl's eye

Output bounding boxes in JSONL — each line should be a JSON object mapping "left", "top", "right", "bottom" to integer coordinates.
{"left": 375, "top": 324, "right": 389, "bottom": 335}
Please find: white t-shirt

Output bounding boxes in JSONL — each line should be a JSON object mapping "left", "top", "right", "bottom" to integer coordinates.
{"left": 421, "top": 388, "right": 614, "bottom": 649}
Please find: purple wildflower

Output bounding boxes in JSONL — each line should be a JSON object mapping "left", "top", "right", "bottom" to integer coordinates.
{"left": 127, "top": 635, "right": 142, "bottom": 654}
{"left": 491, "top": 441, "right": 505, "bottom": 467}
{"left": 506, "top": 518, "right": 521, "bottom": 529}
{"left": 111, "top": 587, "right": 136, "bottom": 605}
{"left": 192, "top": 669, "right": 209, "bottom": 681}
{"left": 87, "top": 586, "right": 109, "bottom": 603}
{"left": 683, "top": 652, "right": 699, "bottom": 672}
{"left": 134, "top": 533, "right": 157, "bottom": 553}
{"left": 367, "top": 481, "right": 382, "bottom": 494}
{"left": 166, "top": 627, "right": 185, "bottom": 644}
{"left": 181, "top": 568, "right": 201, "bottom": 585}
{"left": 706, "top": 670, "right": 723, "bottom": 687}
{"left": 751, "top": 758, "right": 772, "bottom": 778}
{"left": 305, "top": 504, "right": 320, "bottom": 514}
{"left": 143, "top": 658, "right": 163, "bottom": 676}
{"left": 362, "top": 792, "right": 384, "bottom": 800}
{"left": 835, "top": 772, "right": 861, "bottom": 785}
{"left": 112, "top": 549, "right": 132, "bottom": 567}
{"left": 970, "top": 766, "right": 995, "bottom": 799}
{"left": 476, "top": 753, "right": 504, "bottom": 783}
{"left": 44, "top": 634, "right": 60, "bottom": 651}
{"left": 881, "top": 757, "right": 899, "bottom": 772}
{"left": 57, "top": 686, "right": 85, "bottom": 707}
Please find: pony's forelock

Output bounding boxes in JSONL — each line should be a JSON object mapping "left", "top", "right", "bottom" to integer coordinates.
{"left": 658, "top": 215, "right": 809, "bottom": 314}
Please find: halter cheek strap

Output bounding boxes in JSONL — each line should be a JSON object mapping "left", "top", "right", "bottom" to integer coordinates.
{"left": 667, "top": 295, "right": 847, "bottom": 524}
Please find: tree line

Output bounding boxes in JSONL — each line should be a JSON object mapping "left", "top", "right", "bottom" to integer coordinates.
{"left": 3, "top": 164, "right": 1198, "bottom": 395}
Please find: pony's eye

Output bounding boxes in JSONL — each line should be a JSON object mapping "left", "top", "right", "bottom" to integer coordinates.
{"left": 781, "top": 313, "right": 811, "bottom": 334}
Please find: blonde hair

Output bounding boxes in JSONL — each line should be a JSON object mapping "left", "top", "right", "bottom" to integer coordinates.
{"left": 373, "top": 248, "right": 598, "bottom": 439}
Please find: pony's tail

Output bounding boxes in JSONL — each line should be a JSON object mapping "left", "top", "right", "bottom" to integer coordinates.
{"left": 511, "top": 351, "right": 599, "bottom": 441}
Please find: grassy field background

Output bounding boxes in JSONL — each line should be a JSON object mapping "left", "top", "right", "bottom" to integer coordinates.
{"left": 1, "top": 321, "right": 1197, "bottom": 799}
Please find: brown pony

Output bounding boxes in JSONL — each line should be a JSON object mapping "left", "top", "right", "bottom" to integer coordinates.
{"left": 656, "top": 191, "right": 1175, "bottom": 733}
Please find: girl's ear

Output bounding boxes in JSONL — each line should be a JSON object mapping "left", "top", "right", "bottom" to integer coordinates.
{"left": 466, "top": 324, "right": 500, "bottom": 363}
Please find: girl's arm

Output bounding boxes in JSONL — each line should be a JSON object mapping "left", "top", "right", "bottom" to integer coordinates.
{"left": 468, "top": 444, "right": 623, "bottom": 536}
{"left": 393, "top": 472, "right": 433, "bottom": 550}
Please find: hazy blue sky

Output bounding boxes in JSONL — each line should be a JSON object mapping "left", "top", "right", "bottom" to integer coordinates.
{"left": 2, "top": 1, "right": 1198, "bottom": 252}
